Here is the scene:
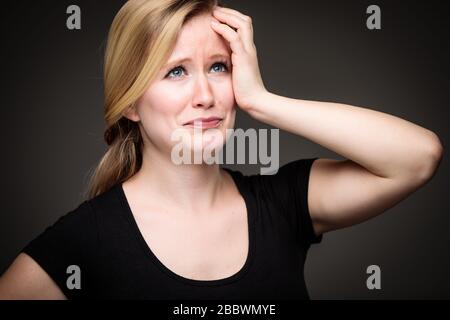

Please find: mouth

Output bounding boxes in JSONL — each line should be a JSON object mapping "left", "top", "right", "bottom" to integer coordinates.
{"left": 183, "top": 117, "right": 223, "bottom": 129}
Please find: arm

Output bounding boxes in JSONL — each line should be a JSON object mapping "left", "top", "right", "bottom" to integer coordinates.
{"left": 0, "top": 253, "right": 66, "bottom": 300}
{"left": 210, "top": 6, "right": 444, "bottom": 235}
{"left": 248, "top": 92, "right": 444, "bottom": 235}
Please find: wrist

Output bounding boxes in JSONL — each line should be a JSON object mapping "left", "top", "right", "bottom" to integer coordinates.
{"left": 245, "top": 90, "right": 274, "bottom": 122}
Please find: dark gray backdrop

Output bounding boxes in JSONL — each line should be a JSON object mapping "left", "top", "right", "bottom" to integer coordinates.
{"left": 1, "top": 0, "right": 448, "bottom": 299}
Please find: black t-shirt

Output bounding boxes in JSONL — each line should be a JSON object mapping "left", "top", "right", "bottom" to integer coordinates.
{"left": 22, "top": 158, "right": 323, "bottom": 300}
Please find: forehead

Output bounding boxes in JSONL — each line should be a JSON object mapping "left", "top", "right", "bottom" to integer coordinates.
{"left": 169, "top": 13, "right": 231, "bottom": 59}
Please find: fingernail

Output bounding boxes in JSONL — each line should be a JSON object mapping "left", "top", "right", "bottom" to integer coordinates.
{"left": 211, "top": 20, "right": 219, "bottom": 26}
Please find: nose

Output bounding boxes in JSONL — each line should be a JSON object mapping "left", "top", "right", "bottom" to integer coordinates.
{"left": 192, "top": 73, "right": 214, "bottom": 109}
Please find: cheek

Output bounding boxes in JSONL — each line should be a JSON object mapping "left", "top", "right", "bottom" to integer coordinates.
{"left": 222, "top": 83, "right": 236, "bottom": 116}
{"left": 135, "top": 86, "right": 187, "bottom": 145}
{"left": 139, "top": 85, "right": 185, "bottom": 117}
{"left": 222, "top": 81, "right": 235, "bottom": 109}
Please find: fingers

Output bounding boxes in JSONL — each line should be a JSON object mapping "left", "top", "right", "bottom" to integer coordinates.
{"left": 212, "top": 6, "right": 254, "bottom": 53}
{"left": 215, "top": 6, "right": 253, "bottom": 25}
{"left": 211, "top": 18, "right": 246, "bottom": 55}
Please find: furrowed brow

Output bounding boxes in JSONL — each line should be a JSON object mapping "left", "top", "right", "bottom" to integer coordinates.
{"left": 164, "top": 53, "right": 230, "bottom": 69}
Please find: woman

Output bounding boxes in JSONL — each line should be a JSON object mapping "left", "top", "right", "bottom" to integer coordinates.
{"left": 0, "top": 0, "right": 443, "bottom": 299}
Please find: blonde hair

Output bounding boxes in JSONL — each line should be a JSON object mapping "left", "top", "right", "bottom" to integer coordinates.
{"left": 86, "top": 0, "right": 220, "bottom": 199}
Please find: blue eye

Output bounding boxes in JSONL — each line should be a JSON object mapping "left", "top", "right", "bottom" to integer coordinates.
{"left": 211, "top": 62, "right": 228, "bottom": 73}
{"left": 167, "top": 66, "right": 185, "bottom": 78}
{"left": 165, "top": 61, "right": 229, "bottom": 79}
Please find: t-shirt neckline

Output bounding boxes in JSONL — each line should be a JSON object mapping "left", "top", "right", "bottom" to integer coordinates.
{"left": 115, "top": 167, "right": 255, "bottom": 287}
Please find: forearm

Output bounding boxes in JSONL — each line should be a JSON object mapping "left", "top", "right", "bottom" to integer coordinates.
{"left": 248, "top": 91, "right": 443, "bottom": 180}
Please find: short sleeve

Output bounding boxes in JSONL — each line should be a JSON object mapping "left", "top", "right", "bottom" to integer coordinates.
{"left": 21, "top": 201, "right": 98, "bottom": 299}
{"left": 256, "top": 157, "right": 323, "bottom": 248}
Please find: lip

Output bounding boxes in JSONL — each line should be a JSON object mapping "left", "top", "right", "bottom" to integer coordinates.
{"left": 183, "top": 117, "right": 223, "bottom": 129}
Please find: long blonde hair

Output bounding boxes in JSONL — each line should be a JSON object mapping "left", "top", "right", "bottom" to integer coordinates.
{"left": 86, "top": 0, "right": 220, "bottom": 199}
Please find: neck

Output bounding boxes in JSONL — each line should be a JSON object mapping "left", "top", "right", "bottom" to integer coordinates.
{"left": 126, "top": 146, "right": 226, "bottom": 215}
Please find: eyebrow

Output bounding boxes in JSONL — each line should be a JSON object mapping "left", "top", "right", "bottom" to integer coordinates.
{"left": 164, "top": 53, "right": 230, "bottom": 69}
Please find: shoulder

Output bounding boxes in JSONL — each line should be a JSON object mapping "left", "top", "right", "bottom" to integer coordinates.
{"left": 86, "top": 184, "right": 123, "bottom": 217}
{"left": 225, "top": 158, "right": 323, "bottom": 246}
{"left": 21, "top": 187, "right": 122, "bottom": 263}
{"left": 14, "top": 196, "right": 103, "bottom": 299}
{"left": 22, "top": 199, "right": 97, "bottom": 259}
{"left": 225, "top": 158, "right": 318, "bottom": 179}
{"left": 224, "top": 158, "right": 318, "bottom": 195}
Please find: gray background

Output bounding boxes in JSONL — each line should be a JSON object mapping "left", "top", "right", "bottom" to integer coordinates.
{"left": 1, "top": 0, "right": 448, "bottom": 299}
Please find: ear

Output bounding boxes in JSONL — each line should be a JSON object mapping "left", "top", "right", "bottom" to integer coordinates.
{"left": 123, "top": 103, "right": 140, "bottom": 122}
